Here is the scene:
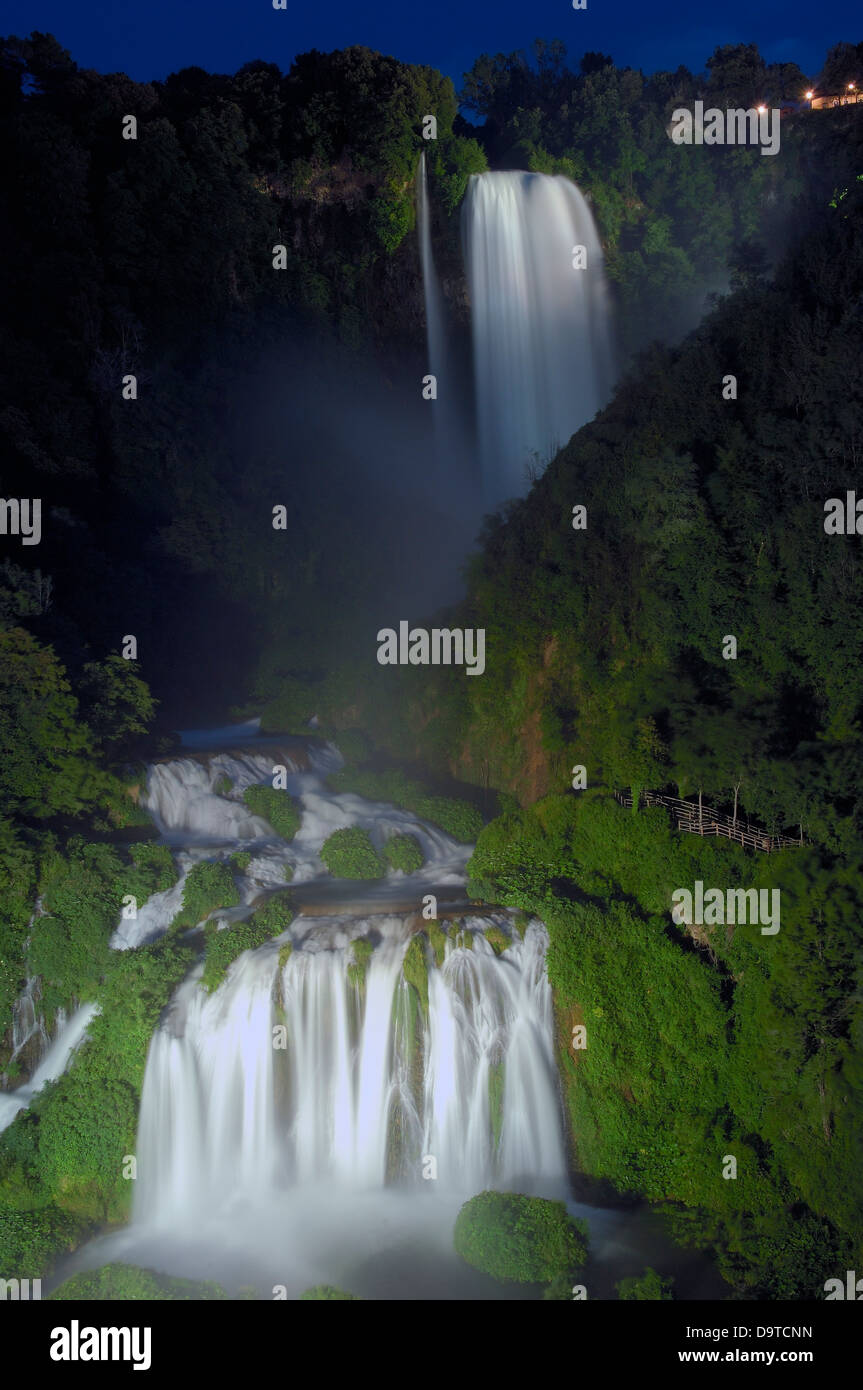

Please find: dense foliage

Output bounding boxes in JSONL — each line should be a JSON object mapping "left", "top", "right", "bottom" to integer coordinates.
{"left": 453, "top": 1190, "right": 589, "bottom": 1285}
{"left": 383, "top": 833, "right": 425, "bottom": 873}
{"left": 320, "top": 827, "right": 385, "bottom": 879}
{"left": 49, "top": 1262, "right": 230, "bottom": 1299}
{"left": 467, "top": 792, "right": 863, "bottom": 1296}
{"left": 242, "top": 785, "right": 302, "bottom": 840}
{"left": 329, "top": 767, "right": 484, "bottom": 841}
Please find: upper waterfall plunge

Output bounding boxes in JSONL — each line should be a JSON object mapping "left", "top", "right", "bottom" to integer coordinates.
{"left": 463, "top": 170, "right": 615, "bottom": 506}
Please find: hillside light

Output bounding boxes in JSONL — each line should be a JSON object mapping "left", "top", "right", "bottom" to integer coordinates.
{"left": 756, "top": 104, "right": 767, "bottom": 114}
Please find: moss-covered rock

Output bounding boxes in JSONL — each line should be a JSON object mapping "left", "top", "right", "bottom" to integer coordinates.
{"left": 402, "top": 934, "right": 429, "bottom": 1017}
{"left": 427, "top": 920, "right": 448, "bottom": 967}
{"left": 173, "top": 860, "right": 239, "bottom": 930}
{"left": 230, "top": 851, "right": 252, "bottom": 872}
{"left": 383, "top": 833, "right": 424, "bottom": 873}
{"left": 320, "top": 827, "right": 385, "bottom": 879}
{"left": 453, "top": 1191, "right": 589, "bottom": 1285}
{"left": 483, "top": 925, "right": 510, "bottom": 956}
{"left": 347, "top": 937, "right": 374, "bottom": 990}
{"left": 242, "top": 785, "right": 302, "bottom": 840}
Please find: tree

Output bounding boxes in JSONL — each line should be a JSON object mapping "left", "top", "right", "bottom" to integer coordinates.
{"left": 77, "top": 655, "right": 156, "bottom": 750}
{"left": 705, "top": 44, "right": 767, "bottom": 106}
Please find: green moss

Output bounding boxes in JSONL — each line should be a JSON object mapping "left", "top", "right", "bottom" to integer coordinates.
{"left": 278, "top": 942, "right": 293, "bottom": 972}
{"left": 230, "top": 851, "right": 252, "bottom": 872}
{"left": 282, "top": 862, "right": 294, "bottom": 882}
{"left": 242, "top": 786, "right": 302, "bottom": 840}
{"left": 402, "top": 934, "right": 429, "bottom": 1018}
{"left": 513, "top": 911, "right": 530, "bottom": 940}
{"left": 426, "top": 920, "right": 448, "bottom": 967}
{"left": 347, "top": 937, "right": 374, "bottom": 991}
{"left": 214, "top": 774, "right": 233, "bottom": 797}
{"left": 483, "top": 925, "right": 510, "bottom": 956}
{"left": 320, "top": 827, "right": 385, "bottom": 879}
{"left": 488, "top": 1061, "right": 505, "bottom": 1153}
{"left": 383, "top": 833, "right": 424, "bottom": 873}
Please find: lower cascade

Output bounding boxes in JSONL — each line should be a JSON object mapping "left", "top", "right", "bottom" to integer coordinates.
{"left": 134, "top": 913, "right": 567, "bottom": 1232}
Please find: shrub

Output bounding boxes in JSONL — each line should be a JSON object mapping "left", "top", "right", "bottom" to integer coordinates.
{"left": 173, "top": 861, "right": 239, "bottom": 929}
{"left": 242, "top": 785, "right": 302, "bottom": 840}
{"left": 383, "top": 833, "right": 424, "bottom": 873}
{"left": 453, "top": 1191, "right": 588, "bottom": 1285}
{"left": 616, "top": 1267, "right": 675, "bottom": 1300}
{"left": 320, "top": 827, "right": 385, "bottom": 879}
{"left": 299, "top": 1285, "right": 361, "bottom": 1300}
{"left": 49, "top": 1262, "right": 229, "bottom": 1300}
{"left": 200, "top": 896, "right": 291, "bottom": 995}
{"left": 230, "top": 851, "right": 252, "bottom": 872}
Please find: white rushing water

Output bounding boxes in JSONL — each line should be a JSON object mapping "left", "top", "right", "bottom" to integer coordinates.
{"left": 463, "top": 170, "right": 615, "bottom": 505}
{"left": 133, "top": 913, "right": 565, "bottom": 1230}
{"left": 48, "top": 730, "right": 572, "bottom": 1295}
{"left": 0, "top": 1003, "right": 100, "bottom": 1135}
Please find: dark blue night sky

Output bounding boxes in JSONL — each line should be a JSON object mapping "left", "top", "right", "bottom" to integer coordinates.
{"left": 2, "top": 0, "right": 859, "bottom": 90}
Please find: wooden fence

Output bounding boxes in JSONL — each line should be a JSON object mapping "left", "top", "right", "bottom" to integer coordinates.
{"left": 614, "top": 789, "right": 806, "bottom": 853}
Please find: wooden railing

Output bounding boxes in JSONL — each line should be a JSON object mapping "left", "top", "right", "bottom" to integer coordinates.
{"left": 614, "top": 789, "right": 806, "bottom": 853}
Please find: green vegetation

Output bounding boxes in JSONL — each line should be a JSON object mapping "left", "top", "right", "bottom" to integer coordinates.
{"left": 242, "top": 786, "right": 302, "bottom": 840}
{"left": 402, "top": 935, "right": 429, "bottom": 1017}
{"left": 201, "top": 892, "right": 294, "bottom": 993}
{"left": 230, "top": 851, "right": 252, "bottom": 872}
{"left": 333, "top": 728, "right": 373, "bottom": 764}
{"left": 329, "top": 768, "right": 483, "bottom": 842}
{"left": 299, "top": 1285, "right": 361, "bottom": 1300}
{"left": 214, "top": 774, "right": 233, "bottom": 797}
{"left": 347, "top": 937, "right": 374, "bottom": 991}
{"left": 453, "top": 1191, "right": 588, "bottom": 1285}
{"left": 467, "top": 792, "right": 863, "bottom": 1297}
{"left": 320, "top": 827, "right": 385, "bottom": 879}
{"left": 383, "top": 833, "right": 424, "bottom": 873}
{"left": 426, "top": 920, "right": 448, "bottom": 967}
{"left": 49, "top": 1262, "right": 230, "bottom": 1300}
{"left": 172, "top": 861, "right": 239, "bottom": 931}
{"left": 0, "top": 930, "right": 195, "bottom": 1276}
{"left": 616, "top": 1268, "right": 675, "bottom": 1300}
{"left": 482, "top": 925, "right": 509, "bottom": 956}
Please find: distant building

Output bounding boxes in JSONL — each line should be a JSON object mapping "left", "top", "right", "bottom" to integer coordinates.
{"left": 810, "top": 90, "right": 861, "bottom": 110}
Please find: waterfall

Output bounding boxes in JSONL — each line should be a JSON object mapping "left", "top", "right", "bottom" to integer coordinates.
{"left": 417, "top": 152, "right": 447, "bottom": 406}
{"left": 133, "top": 913, "right": 566, "bottom": 1235}
{"left": 55, "top": 730, "right": 570, "bottom": 1295}
{"left": 463, "top": 170, "right": 615, "bottom": 506}
{"left": 0, "top": 1003, "right": 100, "bottom": 1135}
